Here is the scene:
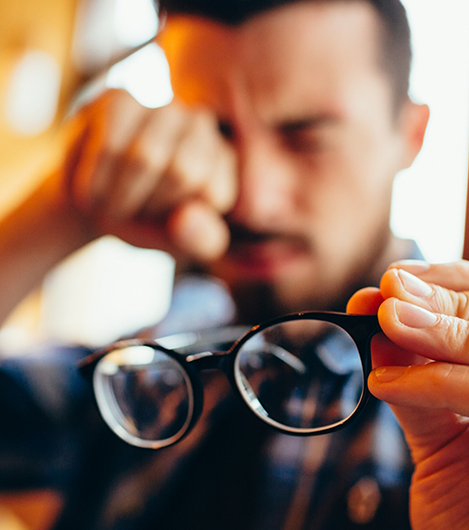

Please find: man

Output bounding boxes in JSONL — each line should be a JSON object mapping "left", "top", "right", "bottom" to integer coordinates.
{"left": 0, "top": 0, "right": 430, "bottom": 528}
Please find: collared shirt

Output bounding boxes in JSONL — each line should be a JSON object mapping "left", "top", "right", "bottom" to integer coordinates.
{"left": 0, "top": 265, "right": 418, "bottom": 529}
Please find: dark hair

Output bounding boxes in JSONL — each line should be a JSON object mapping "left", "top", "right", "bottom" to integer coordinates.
{"left": 157, "top": 0, "right": 412, "bottom": 108}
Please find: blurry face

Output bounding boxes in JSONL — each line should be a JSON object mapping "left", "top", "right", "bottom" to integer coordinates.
{"left": 162, "top": 2, "right": 416, "bottom": 320}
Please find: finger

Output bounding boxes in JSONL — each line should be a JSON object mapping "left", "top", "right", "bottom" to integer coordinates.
{"left": 74, "top": 90, "right": 149, "bottom": 208}
{"left": 380, "top": 268, "right": 469, "bottom": 320}
{"left": 142, "top": 116, "right": 237, "bottom": 220}
{"left": 367, "top": 316, "right": 469, "bottom": 462}
{"left": 201, "top": 139, "right": 237, "bottom": 214}
{"left": 164, "top": 110, "right": 226, "bottom": 200}
{"left": 346, "top": 286, "right": 383, "bottom": 315}
{"left": 96, "top": 200, "right": 230, "bottom": 261}
{"left": 377, "top": 297, "right": 469, "bottom": 365}
{"left": 167, "top": 200, "right": 230, "bottom": 261}
{"left": 61, "top": 116, "right": 92, "bottom": 205}
{"left": 138, "top": 108, "right": 234, "bottom": 215}
{"left": 389, "top": 259, "right": 469, "bottom": 292}
{"left": 369, "top": 362, "right": 469, "bottom": 417}
{"left": 102, "top": 103, "right": 189, "bottom": 219}
{"left": 368, "top": 365, "right": 469, "bottom": 464}
{"left": 370, "top": 332, "right": 427, "bottom": 369}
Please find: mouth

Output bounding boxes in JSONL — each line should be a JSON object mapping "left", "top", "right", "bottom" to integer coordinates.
{"left": 224, "top": 226, "right": 310, "bottom": 279}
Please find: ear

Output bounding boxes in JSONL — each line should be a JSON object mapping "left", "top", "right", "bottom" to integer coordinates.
{"left": 398, "top": 100, "right": 430, "bottom": 170}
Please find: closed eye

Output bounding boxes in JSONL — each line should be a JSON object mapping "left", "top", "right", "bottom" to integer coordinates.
{"left": 279, "top": 116, "right": 338, "bottom": 153}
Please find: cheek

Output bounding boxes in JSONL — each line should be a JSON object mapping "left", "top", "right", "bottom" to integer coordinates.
{"left": 291, "top": 156, "right": 394, "bottom": 267}
{"left": 295, "top": 155, "right": 391, "bottom": 227}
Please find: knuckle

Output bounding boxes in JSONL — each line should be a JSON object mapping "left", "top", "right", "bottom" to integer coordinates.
{"left": 131, "top": 137, "right": 166, "bottom": 176}
{"left": 443, "top": 314, "right": 469, "bottom": 354}
{"left": 171, "top": 138, "right": 216, "bottom": 189}
{"left": 169, "top": 153, "right": 201, "bottom": 191}
{"left": 209, "top": 156, "right": 238, "bottom": 212}
{"left": 430, "top": 285, "right": 463, "bottom": 317}
{"left": 188, "top": 109, "right": 221, "bottom": 149}
{"left": 456, "top": 291, "right": 469, "bottom": 320}
{"left": 430, "top": 260, "right": 469, "bottom": 291}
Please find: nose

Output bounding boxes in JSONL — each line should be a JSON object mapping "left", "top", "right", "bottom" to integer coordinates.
{"left": 228, "top": 136, "right": 294, "bottom": 231}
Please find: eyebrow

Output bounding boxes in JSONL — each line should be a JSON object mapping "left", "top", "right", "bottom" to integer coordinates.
{"left": 278, "top": 115, "right": 339, "bottom": 133}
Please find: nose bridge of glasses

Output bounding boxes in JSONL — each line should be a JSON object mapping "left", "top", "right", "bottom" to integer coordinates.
{"left": 185, "top": 350, "right": 229, "bottom": 370}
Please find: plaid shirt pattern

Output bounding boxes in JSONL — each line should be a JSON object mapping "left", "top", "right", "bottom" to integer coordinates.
{"left": 0, "top": 272, "right": 416, "bottom": 530}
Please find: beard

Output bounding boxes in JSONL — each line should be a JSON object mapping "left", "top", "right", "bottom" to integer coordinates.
{"left": 213, "top": 222, "right": 313, "bottom": 324}
{"left": 193, "top": 217, "right": 396, "bottom": 326}
{"left": 230, "top": 275, "right": 354, "bottom": 326}
{"left": 230, "top": 280, "right": 282, "bottom": 325}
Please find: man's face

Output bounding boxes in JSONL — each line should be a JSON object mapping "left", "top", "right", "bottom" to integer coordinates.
{"left": 162, "top": 2, "right": 417, "bottom": 320}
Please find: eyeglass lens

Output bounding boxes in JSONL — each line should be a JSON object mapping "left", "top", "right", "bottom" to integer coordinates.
{"left": 94, "top": 345, "right": 194, "bottom": 448}
{"left": 92, "top": 318, "right": 365, "bottom": 447}
{"left": 234, "top": 319, "right": 364, "bottom": 434}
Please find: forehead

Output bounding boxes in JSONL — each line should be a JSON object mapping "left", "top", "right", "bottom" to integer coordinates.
{"left": 159, "top": 2, "right": 389, "bottom": 121}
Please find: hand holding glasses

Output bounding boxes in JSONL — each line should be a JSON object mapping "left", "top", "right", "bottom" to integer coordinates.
{"left": 79, "top": 312, "right": 380, "bottom": 449}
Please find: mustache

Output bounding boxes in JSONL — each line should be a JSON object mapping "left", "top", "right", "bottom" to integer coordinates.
{"left": 227, "top": 223, "right": 310, "bottom": 249}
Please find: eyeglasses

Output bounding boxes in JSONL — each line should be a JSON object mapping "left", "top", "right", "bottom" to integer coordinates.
{"left": 78, "top": 311, "right": 380, "bottom": 449}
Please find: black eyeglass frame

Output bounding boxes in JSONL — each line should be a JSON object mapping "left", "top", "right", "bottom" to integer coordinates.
{"left": 78, "top": 311, "right": 381, "bottom": 449}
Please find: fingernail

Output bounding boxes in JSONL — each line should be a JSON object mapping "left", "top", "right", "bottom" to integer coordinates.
{"left": 374, "top": 366, "right": 408, "bottom": 383}
{"left": 398, "top": 269, "right": 433, "bottom": 297}
{"left": 395, "top": 300, "right": 437, "bottom": 328}
{"left": 390, "top": 260, "right": 430, "bottom": 275}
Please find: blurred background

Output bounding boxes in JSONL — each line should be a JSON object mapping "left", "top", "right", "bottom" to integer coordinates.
{"left": 0, "top": 0, "right": 468, "bottom": 355}
{"left": 0, "top": 0, "right": 175, "bottom": 355}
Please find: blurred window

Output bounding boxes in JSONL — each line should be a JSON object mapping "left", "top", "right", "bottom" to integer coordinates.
{"left": 391, "top": 0, "right": 469, "bottom": 262}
